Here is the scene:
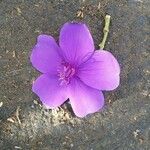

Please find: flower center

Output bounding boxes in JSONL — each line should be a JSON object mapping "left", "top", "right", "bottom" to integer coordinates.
{"left": 58, "top": 62, "right": 76, "bottom": 85}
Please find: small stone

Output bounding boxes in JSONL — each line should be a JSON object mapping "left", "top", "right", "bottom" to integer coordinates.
{"left": 7, "top": 118, "right": 15, "bottom": 123}
{"left": 33, "top": 100, "right": 38, "bottom": 105}
{"left": 14, "top": 146, "right": 22, "bottom": 149}
{"left": 39, "top": 104, "right": 42, "bottom": 107}
{"left": 139, "top": 138, "right": 144, "bottom": 144}
{"left": 98, "top": 2, "right": 101, "bottom": 9}
{"left": 133, "top": 129, "right": 140, "bottom": 138}
{"left": 63, "top": 141, "right": 66, "bottom": 145}
{"left": 16, "top": 7, "right": 22, "bottom": 15}
{"left": 77, "top": 10, "right": 84, "bottom": 18}
{"left": 133, "top": 116, "right": 137, "bottom": 120}
{"left": 34, "top": 4, "right": 39, "bottom": 7}
{"left": 34, "top": 29, "right": 41, "bottom": 33}
{"left": 0, "top": 102, "right": 3, "bottom": 107}
{"left": 12, "top": 51, "right": 16, "bottom": 58}
{"left": 65, "top": 113, "right": 71, "bottom": 119}
{"left": 31, "top": 105, "right": 34, "bottom": 108}
{"left": 141, "top": 90, "right": 149, "bottom": 96}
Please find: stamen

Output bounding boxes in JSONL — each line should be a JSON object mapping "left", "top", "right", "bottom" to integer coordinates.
{"left": 58, "top": 62, "right": 76, "bottom": 85}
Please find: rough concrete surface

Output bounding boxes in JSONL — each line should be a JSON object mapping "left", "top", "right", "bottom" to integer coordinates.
{"left": 0, "top": 0, "right": 150, "bottom": 150}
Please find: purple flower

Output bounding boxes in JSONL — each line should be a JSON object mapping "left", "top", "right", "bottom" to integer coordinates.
{"left": 30, "top": 22, "right": 120, "bottom": 117}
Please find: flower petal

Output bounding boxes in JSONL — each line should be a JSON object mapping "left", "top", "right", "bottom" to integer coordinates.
{"left": 59, "top": 22, "right": 94, "bottom": 65}
{"left": 77, "top": 50, "right": 120, "bottom": 91}
{"left": 30, "top": 35, "right": 61, "bottom": 74}
{"left": 32, "top": 74, "right": 68, "bottom": 108}
{"left": 68, "top": 78, "right": 104, "bottom": 118}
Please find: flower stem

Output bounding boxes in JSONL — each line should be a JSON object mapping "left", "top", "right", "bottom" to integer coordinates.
{"left": 99, "top": 15, "right": 111, "bottom": 49}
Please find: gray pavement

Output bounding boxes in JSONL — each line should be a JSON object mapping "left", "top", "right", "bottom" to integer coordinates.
{"left": 0, "top": 0, "right": 150, "bottom": 149}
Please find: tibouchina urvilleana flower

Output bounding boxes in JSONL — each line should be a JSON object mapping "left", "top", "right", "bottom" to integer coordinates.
{"left": 30, "top": 22, "right": 120, "bottom": 117}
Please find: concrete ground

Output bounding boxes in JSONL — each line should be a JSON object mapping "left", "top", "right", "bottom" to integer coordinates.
{"left": 0, "top": 0, "right": 150, "bottom": 149}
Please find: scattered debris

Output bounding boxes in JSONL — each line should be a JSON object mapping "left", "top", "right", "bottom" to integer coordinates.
{"left": 51, "top": 107, "right": 60, "bottom": 117}
{"left": 14, "top": 146, "right": 22, "bottom": 149}
{"left": 144, "top": 69, "right": 150, "bottom": 75}
{"left": 34, "top": 4, "right": 39, "bottom": 7}
{"left": 133, "top": 129, "right": 140, "bottom": 138}
{"left": 76, "top": 10, "right": 84, "bottom": 18}
{"left": 7, "top": 117, "right": 15, "bottom": 123}
{"left": 70, "top": 143, "right": 74, "bottom": 147}
{"left": 16, "top": 106, "right": 21, "bottom": 125}
{"left": 12, "top": 51, "right": 16, "bottom": 58}
{"left": 34, "top": 29, "right": 41, "bottom": 33}
{"left": 16, "top": 7, "right": 22, "bottom": 15}
{"left": 51, "top": 106, "right": 72, "bottom": 126}
{"left": 31, "top": 104, "right": 34, "bottom": 109}
{"left": 0, "top": 102, "right": 3, "bottom": 107}
{"left": 33, "top": 100, "right": 38, "bottom": 105}
{"left": 98, "top": 2, "right": 101, "bottom": 10}
{"left": 133, "top": 0, "right": 143, "bottom": 3}
{"left": 133, "top": 116, "right": 137, "bottom": 120}
{"left": 63, "top": 141, "right": 67, "bottom": 145}
{"left": 39, "top": 103, "right": 42, "bottom": 107}
{"left": 108, "top": 99, "right": 112, "bottom": 104}
{"left": 141, "top": 90, "right": 149, "bottom": 97}
{"left": 139, "top": 138, "right": 144, "bottom": 144}
{"left": 31, "top": 78, "right": 36, "bottom": 84}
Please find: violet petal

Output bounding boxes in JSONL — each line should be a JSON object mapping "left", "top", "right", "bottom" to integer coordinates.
{"left": 77, "top": 50, "right": 120, "bottom": 90}
{"left": 59, "top": 22, "right": 94, "bottom": 65}
{"left": 68, "top": 77, "right": 104, "bottom": 117}
{"left": 30, "top": 35, "right": 61, "bottom": 74}
{"left": 32, "top": 74, "right": 68, "bottom": 108}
